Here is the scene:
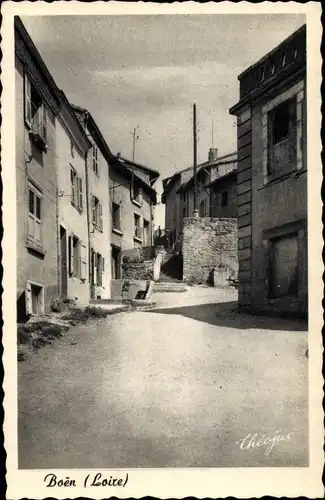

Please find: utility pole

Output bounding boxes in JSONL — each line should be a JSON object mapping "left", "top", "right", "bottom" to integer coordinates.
{"left": 211, "top": 115, "right": 214, "bottom": 147}
{"left": 193, "top": 103, "right": 198, "bottom": 216}
{"left": 131, "top": 126, "right": 139, "bottom": 162}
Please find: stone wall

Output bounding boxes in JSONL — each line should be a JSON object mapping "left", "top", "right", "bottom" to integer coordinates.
{"left": 182, "top": 217, "right": 238, "bottom": 285}
{"left": 122, "top": 259, "right": 154, "bottom": 280}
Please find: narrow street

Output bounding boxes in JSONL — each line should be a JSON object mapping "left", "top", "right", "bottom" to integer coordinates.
{"left": 18, "top": 287, "right": 308, "bottom": 469}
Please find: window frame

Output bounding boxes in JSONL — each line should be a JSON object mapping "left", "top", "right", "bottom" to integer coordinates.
{"left": 134, "top": 213, "right": 142, "bottom": 240}
{"left": 112, "top": 202, "right": 121, "bottom": 231}
{"left": 92, "top": 143, "right": 100, "bottom": 176}
{"left": 24, "top": 72, "right": 48, "bottom": 149}
{"left": 143, "top": 219, "right": 150, "bottom": 246}
{"left": 68, "top": 234, "right": 83, "bottom": 279}
{"left": 92, "top": 195, "right": 103, "bottom": 231}
{"left": 70, "top": 166, "right": 83, "bottom": 212}
{"left": 27, "top": 182, "right": 43, "bottom": 245}
{"left": 262, "top": 80, "right": 305, "bottom": 184}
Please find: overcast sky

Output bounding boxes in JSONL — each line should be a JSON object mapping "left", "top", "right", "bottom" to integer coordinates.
{"left": 22, "top": 14, "right": 305, "bottom": 226}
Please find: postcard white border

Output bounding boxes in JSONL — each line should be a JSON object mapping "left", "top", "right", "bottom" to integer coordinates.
{"left": 2, "top": 2, "right": 323, "bottom": 498}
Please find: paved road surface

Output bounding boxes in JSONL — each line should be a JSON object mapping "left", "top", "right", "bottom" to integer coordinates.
{"left": 18, "top": 287, "right": 308, "bottom": 468}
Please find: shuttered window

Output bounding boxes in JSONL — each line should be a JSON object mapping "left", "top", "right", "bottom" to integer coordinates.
{"left": 92, "top": 195, "right": 103, "bottom": 230}
{"left": 71, "top": 167, "right": 83, "bottom": 211}
{"left": 28, "top": 183, "right": 42, "bottom": 244}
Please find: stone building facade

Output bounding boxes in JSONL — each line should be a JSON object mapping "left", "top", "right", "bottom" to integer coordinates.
{"left": 109, "top": 156, "right": 159, "bottom": 287}
{"left": 56, "top": 96, "right": 92, "bottom": 306}
{"left": 15, "top": 17, "right": 61, "bottom": 318}
{"left": 230, "top": 24, "right": 307, "bottom": 318}
{"left": 162, "top": 150, "right": 237, "bottom": 248}
{"left": 182, "top": 217, "right": 238, "bottom": 285}
{"left": 72, "top": 105, "right": 113, "bottom": 300}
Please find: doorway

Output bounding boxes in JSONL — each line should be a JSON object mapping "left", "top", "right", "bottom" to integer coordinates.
{"left": 60, "top": 226, "right": 68, "bottom": 297}
{"left": 90, "top": 248, "right": 96, "bottom": 299}
{"left": 111, "top": 245, "right": 121, "bottom": 279}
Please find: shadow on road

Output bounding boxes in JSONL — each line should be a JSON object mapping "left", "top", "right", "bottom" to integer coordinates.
{"left": 148, "top": 301, "right": 308, "bottom": 331}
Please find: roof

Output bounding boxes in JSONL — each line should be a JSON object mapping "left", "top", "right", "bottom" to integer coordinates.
{"left": 111, "top": 159, "right": 158, "bottom": 204}
{"left": 205, "top": 169, "right": 237, "bottom": 189}
{"left": 59, "top": 92, "right": 92, "bottom": 152}
{"left": 116, "top": 155, "right": 160, "bottom": 184}
{"left": 71, "top": 104, "right": 116, "bottom": 164}
{"left": 184, "top": 151, "right": 237, "bottom": 189}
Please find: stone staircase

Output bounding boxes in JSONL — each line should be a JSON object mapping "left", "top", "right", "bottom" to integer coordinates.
{"left": 154, "top": 251, "right": 188, "bottom": 293}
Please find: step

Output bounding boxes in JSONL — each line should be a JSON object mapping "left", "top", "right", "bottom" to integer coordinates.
{"left": 153, "top": 282, "right": 188, "bottom": 293}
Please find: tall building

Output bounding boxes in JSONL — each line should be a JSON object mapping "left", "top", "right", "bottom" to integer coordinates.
{"left": 230, "top": 25, "right": 307, "bottom": 317}
{"left": 15, "top": 17, "right": 61, "bottom": 318}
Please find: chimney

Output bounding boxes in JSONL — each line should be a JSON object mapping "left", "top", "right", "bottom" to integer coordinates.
{"left": 208, "top": 148, "right": 218, "bottom": 163}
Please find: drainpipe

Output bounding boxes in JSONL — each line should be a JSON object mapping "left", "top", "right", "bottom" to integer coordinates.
{"left": 82, "top": 112, "right": 92, "bottom": 299}
{"left": 56, "top": 186, "right": 61, "bottom": 297}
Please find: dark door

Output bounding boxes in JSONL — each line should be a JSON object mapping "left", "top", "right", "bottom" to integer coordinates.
{"left": 60, "top": 226, "right": 68, "bottom": 296}
{"left": 90, "top": 249, "right": 96, "bottom": 299}
{"left": 111, "top": 245, "right": 121, "bottom": 279}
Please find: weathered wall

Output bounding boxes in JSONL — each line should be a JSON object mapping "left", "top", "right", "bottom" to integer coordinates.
{"left": 164, "top": 176, "right": 182, "bottom": 239}
{"left": 109, "top": 168, "right": 154, "bottom": 251}
{"left": 16, "top": 56, "right": 59, "bottom": 315}
{"left": 182, "top": 217, "right": 238, "bottom": 285}
{"left": 122, "top": 260, "right": 154, "bottom": 281}
{"left": 85, "top": 128, "right": 111, "bottom": 300}
{"left": 210, "top": 174, "right": 237, "bottom": 218}
{"left": 233, "top": 78, "right": 307, "bottom": 318}
{"left": 250, "top": 79, "right": 307, "bottom": 317}
{"left": 56, "top": 118, "right": 90, "bottom": 306}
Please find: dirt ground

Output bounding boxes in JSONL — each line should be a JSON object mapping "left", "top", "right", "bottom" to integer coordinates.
{"left": 18, "top": 287, "right": 308, "bottom": 468}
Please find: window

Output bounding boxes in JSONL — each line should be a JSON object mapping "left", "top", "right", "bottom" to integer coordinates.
{"left": 134, "top": 214, "right": 141, "bottom": 239}
{"left": 24, "top": 73, "right": 47, "bottom": 147}
{"left": 183, "top": 206, "right": 186, "bottom": 217}
{"left": 143, "top": 219, "right": 150, "bottom": 246}
{"left": 92, "top": 144, "right": 99, "bottom": 175}
{"left": 112, "top": 202, "right": 121, "bottom": 231}
{"left": 132, "top": 185, "right": 142, "bottom": 204}
{"left": 221, "top": 191, "right": 228, "bottom": 207}
{"left": 70, "top": 167, "right": 83, "bottom": 210}
{"left": 199, "top": 199, "right": 205, "bottom": 217}
{"left": 267, "top": 97, "right": 297, "bottom": 176}
{"left": 28, "top": 184, "right": 42, "bottom": 244}
{"left": 68, "top": 234, "right": 83, "bottom": 278}
{"left": 269, "top": 234, "right": 299, "bottom": 299}
{"left": 92, "top": 195, "right": 103, "bottom": 230}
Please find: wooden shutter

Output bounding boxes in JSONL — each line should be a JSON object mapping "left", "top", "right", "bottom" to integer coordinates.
{"left": 81, "top": 243, "right": 87, "bottom": 280}
{"left": 78, "top": 177, "right": 83, "bottom": 210}
{"left": 91, "top": 196, "right": 96, "bottom": 224}
{"left": 71, "top": 170, "right": 75, "bottom": 205}
{"left": 99, "top": 202, "right": 103, "bottom": 230}
{"left": 25, "top": 281, "right": 32, "bottom": 315}
{"left": 24, "top": 73, "right": 32, "bottom": 127}
{"left": 92, "top": 251, "right": 97, "bottom": 285}
{"left": 42, "top": 105, "right": 47, "bottom": 142}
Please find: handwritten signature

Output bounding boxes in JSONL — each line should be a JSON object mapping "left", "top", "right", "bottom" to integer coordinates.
{"left": 236, "top": 430, "right": 294, "bottom": 455}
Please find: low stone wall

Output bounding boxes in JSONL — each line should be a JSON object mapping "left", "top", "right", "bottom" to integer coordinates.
{"left": 122, "top": 260, "right": 154, "bottom": 281}
{"left": 182, "top": 217, "right": 238, "bottom": 285}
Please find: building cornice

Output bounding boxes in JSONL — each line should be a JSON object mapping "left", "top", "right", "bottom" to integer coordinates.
{"left": 59, "top": 92, "right": 92, "bottom": 154}
{"left": 230, "top": 24, "right": 306, "bottom": 116}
